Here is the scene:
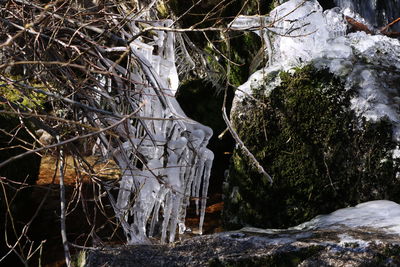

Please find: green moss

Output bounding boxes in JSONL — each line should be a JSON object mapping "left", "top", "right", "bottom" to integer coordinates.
{"left": 224, "top": 65, "right": 400, "bottom": 229}
{"left": 0, "top": 75, "right": 47, "bottom": 109}
{"left": 72, "top": 251, "right": 87, "bottom": 267}
{"left": 155, "top": 1, "right": 169, "bottom": 18}
{"left": 268, "top": 0, "right": 285, "bottom": 11}
{"left": 228, "top": 32, "right": 264, "bottom": 87}
{"left": 167, "top": 0, "right": 273, "bottom": 88}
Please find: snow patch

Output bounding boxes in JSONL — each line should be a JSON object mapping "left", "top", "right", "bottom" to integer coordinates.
{"left": 338, "top": 233, "right": 373, "bottom": 249}
{"left": 294, "top": 200, "right": 400, "bottom": 235}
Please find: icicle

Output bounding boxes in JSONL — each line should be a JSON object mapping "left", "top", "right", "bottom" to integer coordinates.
{"left": 164, "top": 136, "right": 185, "bottom": 242}
{"left": 168, "top": 194, "right": 182, "bottom": 242}
{"left": 187, "top": 130, "right": 206, "bottom": 215}
{"left": 198, "top": 149, "right": 214, "bottom": 235}
{"left": 149, "top": 188, "right": 166, "bottom": 237}
{"left": 160, "top": 192, "right": 173, "bottom": 243}
{"left": 176, "top": 148, "right": 193, "bottom": 234}
{"left": 194, "top": 159, "right": 205, "bottom": 215}
{"left": 264, "top": 31, "right": 273, "bottom": 67}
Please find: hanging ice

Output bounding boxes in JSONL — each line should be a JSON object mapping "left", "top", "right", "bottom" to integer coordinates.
{"left": 92, "top": 17, "right": 213, "bottom": 244}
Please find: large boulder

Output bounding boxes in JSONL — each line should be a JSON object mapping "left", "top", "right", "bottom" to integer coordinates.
{"left": 224, "top": 65, "right": 400, "bottom": 229}
{"left": 223, "top": 0, "right": 400, "bottom": 229}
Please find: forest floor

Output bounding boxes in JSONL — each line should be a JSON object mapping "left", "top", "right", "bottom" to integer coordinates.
{"left": 29, "top": 155, "right": 223, "bottom": 267}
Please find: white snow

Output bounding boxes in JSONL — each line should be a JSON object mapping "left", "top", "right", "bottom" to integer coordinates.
{"left": 338, "top": 233, "right": 373, "bottom": 249}
{"left": 219, "top": 201, "right": 400, "bottom": 249}
{"left": 239, "top": 201, "right": 400, "bottom": 241}
{"left": 230, "top": 0, "right": 400, "bottom": 141}
{"left": 294, "top": 200, "right": 400, "bottom": 235}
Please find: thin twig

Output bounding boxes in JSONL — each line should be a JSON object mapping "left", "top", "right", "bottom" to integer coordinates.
{"left": 222, "top": 33, "right": 273, "bottom": 185}
{"left": 57, "top": 141, "right": 71, "bottom": 266}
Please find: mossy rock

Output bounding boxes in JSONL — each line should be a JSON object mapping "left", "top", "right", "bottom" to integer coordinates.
{"left": 224, "top": 65, "right": 400, "bottom": 229}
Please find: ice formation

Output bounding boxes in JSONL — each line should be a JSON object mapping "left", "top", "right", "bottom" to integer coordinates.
{"left": 96, "top": 18, "right": 214, "bottom": 243}
{"left": 230, "top": 0, "right": 400, "bottom": 142}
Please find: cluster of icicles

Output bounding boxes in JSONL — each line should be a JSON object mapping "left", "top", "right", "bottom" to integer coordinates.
{"left": 99, "top": 19, "right": 214, "bottom": 244}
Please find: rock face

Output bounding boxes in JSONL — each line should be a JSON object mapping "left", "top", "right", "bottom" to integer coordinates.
{"left": 86, "top": 228, "right": 400, "bottom": 266}
{"left": 85, "top": 201, "right": 400, "bottom": 267}
{"left": 223, "top": 0, "right": 400, "bottom": 229}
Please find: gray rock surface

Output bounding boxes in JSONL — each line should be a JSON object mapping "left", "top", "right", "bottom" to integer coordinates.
{"left": 85, "top": 226, "right": 400, "bottom": 266}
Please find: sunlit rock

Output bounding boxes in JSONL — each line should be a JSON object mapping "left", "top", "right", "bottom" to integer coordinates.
{"left": 86, "top": 200, "right": 400, "bottom": 266}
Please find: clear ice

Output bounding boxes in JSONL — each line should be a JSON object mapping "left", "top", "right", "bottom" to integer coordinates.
{"left": 94, "top": 17, "right": 214, "bottom": 244}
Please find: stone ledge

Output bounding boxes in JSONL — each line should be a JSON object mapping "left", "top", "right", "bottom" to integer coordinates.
{"left": 85, "top": 225, "right": 400, "bottom": 266}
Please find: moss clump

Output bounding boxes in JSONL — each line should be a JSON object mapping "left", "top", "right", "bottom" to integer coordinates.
{"left": 72, "top": 251, "right": 87, "bottom": 267}
{"left": 224, "top": 65, "right": 400, "bottom": 229}
{"left": 0, "top": 76, "right": 47, "bottom": 109}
